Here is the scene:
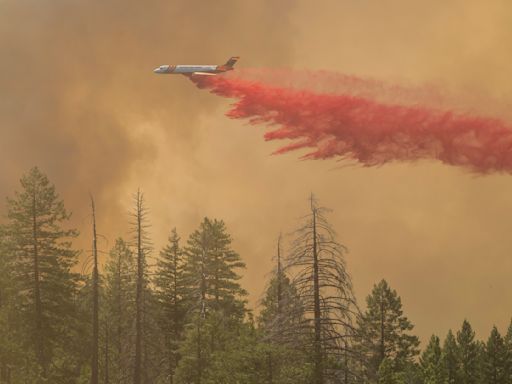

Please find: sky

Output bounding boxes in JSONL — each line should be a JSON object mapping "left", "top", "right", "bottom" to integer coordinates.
{"left": 1, "top": 0, "right": 512, "bottom": 344}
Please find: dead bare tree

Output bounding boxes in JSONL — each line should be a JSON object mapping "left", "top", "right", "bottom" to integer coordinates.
{"left": 90, "top": 196, "right": 99, "bottom": 384}
{"left": 285, "top": 194, "right": 359, "bottom": 384}
{"left": 131, "top": 190, "right": 151, "bottom": 384}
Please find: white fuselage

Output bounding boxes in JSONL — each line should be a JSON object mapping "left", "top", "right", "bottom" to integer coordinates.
{"left": 154, "top": 57, "right": 239, "bottom": 76}
{"left": 174, "top": 65, "right": 218, "bottom": 73}
{"left": 154, "top": 64, "right": 222, "bottom": 75}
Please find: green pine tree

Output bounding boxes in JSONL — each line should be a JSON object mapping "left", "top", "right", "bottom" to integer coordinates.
{"left": 184, "top": 217, "right": 247, "bottom": 319}
{"left": 257, "top": 238, "right": 310, "bottom": 384}
{"left": 154, "top": 228, "right": 189, "bottom": 384}
{"left": 4, "top": 167, "right": 80, "bottom": 381}
{"left": 258, "top": 236, "right": 305, "bottom": 343}
{"left": 175, "top": 312, "right": 214, "bottom": 384}
{"left": 420, "top": 335, "right": 446, "bottom": 384}
{"left": 176, "top": 218, "right": 248, "bottom": 383}
{"left": 504, "top": 320, "right": 512, "bottom": 383}
{"left": 0, "top": 226, "right": 23, "bottom": 383}
{"left": 103, "top": 238, "right": 136, "bottom": 383}
{"left": 456, "top": 320, "right": 481, "bottom": 384}
{"left": 378, "top": 358, "right": 395, "bottom": 384}
{"left": 357, "top": 279, "right": 420, "bottom": 382}
{"left": 441, "top": 330, "right": 458, "bottom": 384}
{"left": 482, "top": 326, "right": 507, "bottom": 384}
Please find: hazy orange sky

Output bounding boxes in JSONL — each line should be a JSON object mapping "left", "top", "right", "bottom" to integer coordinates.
{"left": 1, "top": 0, "right": 512, "bottom": 344}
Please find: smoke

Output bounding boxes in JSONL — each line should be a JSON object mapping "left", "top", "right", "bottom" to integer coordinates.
{"left": 192, "top": 70, "right": 512, "bottom": 174}
{"left": 0, "top": 0, "right": 296, "bottom": 245}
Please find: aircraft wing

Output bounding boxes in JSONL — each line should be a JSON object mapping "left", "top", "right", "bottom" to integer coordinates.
{"left": 192, "top": 72, "right": 216, "bottom": 76}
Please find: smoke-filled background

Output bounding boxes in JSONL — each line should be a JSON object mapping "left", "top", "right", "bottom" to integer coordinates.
{"left": 1, "top": 0, "right": 512, "bottom": 343}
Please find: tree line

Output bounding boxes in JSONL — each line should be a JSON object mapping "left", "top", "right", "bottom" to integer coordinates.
{"left": 0, "top": 167, "right": 511, "bottom": 384}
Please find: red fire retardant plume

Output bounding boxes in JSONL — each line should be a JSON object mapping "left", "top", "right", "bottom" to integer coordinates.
{"left": 191, "top": 72, "right": 512, "bottom": 174}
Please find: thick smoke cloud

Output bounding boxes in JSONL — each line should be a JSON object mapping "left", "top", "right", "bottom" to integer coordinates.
{"left": 0, "top": 0, "right": 296, "bottom": 241}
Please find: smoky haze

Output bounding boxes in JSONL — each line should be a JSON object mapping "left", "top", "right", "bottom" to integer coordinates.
{"left": 2, "top": 0, "right": 512, "bottom": 345}
{"left": 0, "top": 0, "right": 296, "bottom": 236}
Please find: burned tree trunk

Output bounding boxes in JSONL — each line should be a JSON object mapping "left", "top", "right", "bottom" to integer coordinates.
{"left": 134, "top": 191, "right": 143, "bottom": 384}
{"left": 286, "top": 194, "right": 359, "bottom": 384}
{"left": 91, "top": 196, "right": 99, "bottom": 384}
{"left": 311, "top": 203, "right": 323, "bottom": 384}
{"left": 132, "top": 190, "right": 150, "bottom": 384}
{"left": 276, "top": 234, "right": 283, "bottom": 316}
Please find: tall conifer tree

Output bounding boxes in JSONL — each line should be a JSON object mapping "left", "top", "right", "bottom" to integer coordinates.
{"left": 5, "top": 167, "right": 79, "bottom": 380}
{"left": 482, "top": 326, "right": 507, "bottom": 384}
{"left": 420, "top": 335, "right": 446, "bottom": 384}
{"left": 357, "top": 279, "right": 419, "bottom": 382}
{"left": 456, "top": 320, "right": 481, "bottom": 384}
{"left": 154, "top": 228, "right": 188, "bottom": 384}
{"left": 504, "top": 320, "right": 512, "bottom": 383}
{"left": 184, "top": 218, "right": 246, "bottom": 318}
{"left": 441, "top": 330, "right": 459, "bottom": 384}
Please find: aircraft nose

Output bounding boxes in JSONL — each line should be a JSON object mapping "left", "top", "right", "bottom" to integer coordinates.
{"left": 153, "top": 67, "right": 160, "bottom": 73}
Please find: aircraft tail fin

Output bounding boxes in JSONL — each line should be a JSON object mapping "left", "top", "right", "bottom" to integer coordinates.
{"left": 225, "top": 56, "right": 240, "bottom": 68}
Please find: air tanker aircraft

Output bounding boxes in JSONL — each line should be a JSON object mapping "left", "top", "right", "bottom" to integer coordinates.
{"left": 153, "top": 56, "right": 239, "bottom": 76}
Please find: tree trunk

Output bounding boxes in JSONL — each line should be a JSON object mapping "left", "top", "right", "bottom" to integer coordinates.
{"left": 197, "top": 318, "right": 202, "bottom": 384}
{"left": 276, "top": 235, "right": 282, "bottom": 316}
{"left": 116, "top": 252, "right": 123, "bottom": 381}
{"left": 32, "top": 191, "right": 46, "bottom": 378}
{"left": 267, "top": 351, "right": 273, "bottom": 384}
{"left": 169, "top": 245, "right": 178, "bottom": 384}
{"left": 91, "top": 197, "right": 99, "bottom": 384}
{"left": 134, "top": 191, "right": 144, "bottom": 384}
{"left": 104, "top": 323, "right": 110, "bottom": 384}
{"left": 311, "top": 198, "right": 323, "bottom": 384}
{"left": 380, "top": 293, "right": 385, "bottom": 366}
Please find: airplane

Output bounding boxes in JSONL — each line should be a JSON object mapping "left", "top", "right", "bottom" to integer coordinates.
{"left": 153, "top": 56, "right": 239, "bottom": 76}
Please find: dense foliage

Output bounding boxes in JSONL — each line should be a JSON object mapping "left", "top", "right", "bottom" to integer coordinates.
{"left": 0, "top": 168, "right": 510, "bottom": 384}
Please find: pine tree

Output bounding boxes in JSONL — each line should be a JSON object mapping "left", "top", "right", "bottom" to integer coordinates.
{"left": 258, "top": 279, "right": 311, "bottom": 384}
{"left": 207, "top": 218, "right": 247, "bottom": 316}
{"left": 154, "top": 228, "right": 188, "bottom": 384}
{"left": 357, "top": 279, "right": 419, "bottom": 382}
{"left": 184, "top": 217, "right": 246, "bottom": 319}
{"left": 175, "top": 313, "right": 212, "bottom": 384}
{"left": 103, "top": 238, "right": 136, "bottom": 384}
{"left": 0, "top": 227, "right": 22, "bottom": 383}
{"left": 482, "top": 326, "right": 507, "bottom": 384}
{"left": 456, "top": 320, "right": 480, "bottom": 384}
{"left": 176, "top": 218, "right": 247, "bottom": 383}
{"left": 257, "top": 236, "right": 309, "bottom": 383}
{"left": 377, "top": 358, "right": 395, "bottom": 384}
{"left": 441, "top": 330, "right": 459, "bottom": 384}
{"left": 420, "top": 335, "right": 446, "bottom": 384}
{"left": 258, "top": 236, "right": 305, "bottom": 342}
{"left": 504, "top": 320, "right": 512, "bottom": 383}
{"left": 4, "top": 167, "right": 79, "bottom": 380}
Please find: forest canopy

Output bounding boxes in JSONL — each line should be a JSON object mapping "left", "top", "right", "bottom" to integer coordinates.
{"left": 0, "top": 167, "right": 511, "bottom": 384}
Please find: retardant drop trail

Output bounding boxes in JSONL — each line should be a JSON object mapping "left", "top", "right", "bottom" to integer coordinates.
{"left": 191, "top": 70, "right": 512, "bottom": 174}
